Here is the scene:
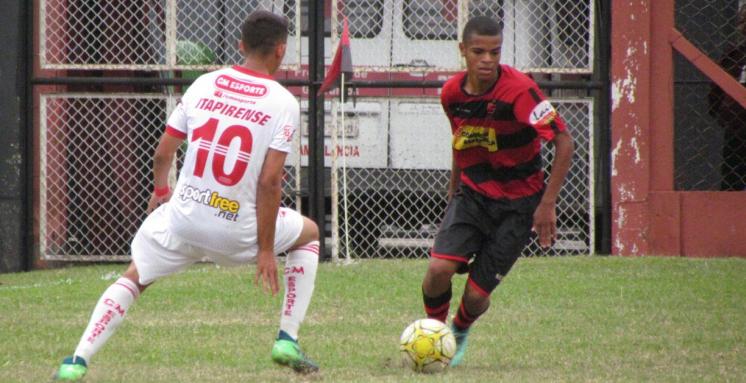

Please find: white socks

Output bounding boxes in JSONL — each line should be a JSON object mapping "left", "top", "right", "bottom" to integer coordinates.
{"left": 279, "top": 241, "right": 319, "bottom": 340}
{"left": 73, "top": 277, "right": 139, "bottom": 361}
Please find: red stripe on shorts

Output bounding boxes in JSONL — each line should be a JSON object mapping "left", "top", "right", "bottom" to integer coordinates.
{"left": 467, "top": 277, "right": 490, "bottom": 297}
{"left": 430, "top": 252, "right": 467, "bottom": 263}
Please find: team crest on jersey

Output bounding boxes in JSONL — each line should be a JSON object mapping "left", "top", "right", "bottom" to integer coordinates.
{"left": 215, "top": 75, "right": 268, "bottom": 98}
{"left": 486, "top": 100, "right": 498, "bottom": 116}
{"left": 529, "top": 100, "right": 557, "bottom": 126}
{"left": 453, "top": 125, "right": 498, "bottom": 152}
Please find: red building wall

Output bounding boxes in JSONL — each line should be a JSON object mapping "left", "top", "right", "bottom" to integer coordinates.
{"left": 611, "top": 0, "right": 746, "bottom": 257}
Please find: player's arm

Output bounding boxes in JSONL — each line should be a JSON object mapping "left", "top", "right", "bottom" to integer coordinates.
{"left": 147, "top": 131, "right": 184, "bottom": 213}
{"left": 448, "top": 154, "right": 461, "bottom": 201}
{"left": 150, "top": 90, "right": 191, "bottom": 213}
{"left": 442, "top": 94, "right": 461, "bottom": 201}
{"left": 514, "top": 87, "right": 574, "bottom": 248}
{"left": 254, "top": 148, "right": 287, "bottom": 296}
{"left": 533, "top": 130, "right": 574, "bottom": 247}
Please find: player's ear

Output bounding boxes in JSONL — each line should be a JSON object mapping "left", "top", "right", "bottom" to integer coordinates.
{"left": 275, "top": 42, "right": 287, "bottom": 60}
{"left": 238, "top": 40, "right": 246, "bottom": 56}
{"left": 458, "top": 42, "right": 466, "bottom": 57}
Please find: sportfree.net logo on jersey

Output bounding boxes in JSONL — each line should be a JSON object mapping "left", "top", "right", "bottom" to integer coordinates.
{"left": 179, "top": 184, "right": 241, "bottom": 222}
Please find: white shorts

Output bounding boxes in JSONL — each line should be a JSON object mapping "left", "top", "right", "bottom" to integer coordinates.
{"left": 131, "top": 205, "right": 304, "bottom": 285}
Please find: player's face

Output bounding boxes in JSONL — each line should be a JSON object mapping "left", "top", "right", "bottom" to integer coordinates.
{"left": 460, "top": 34, "right": 502, "bottom": 83}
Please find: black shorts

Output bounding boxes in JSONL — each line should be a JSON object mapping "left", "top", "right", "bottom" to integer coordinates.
{"left": 431, "top": 186, "right": 541, "bottom": 296}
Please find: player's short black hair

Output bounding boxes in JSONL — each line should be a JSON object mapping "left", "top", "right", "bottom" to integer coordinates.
{"left": 462, "top": 16, "right": 502, "bottom": 43}
{"left": 241, "top": 10, "right": 289, "bottom": 56}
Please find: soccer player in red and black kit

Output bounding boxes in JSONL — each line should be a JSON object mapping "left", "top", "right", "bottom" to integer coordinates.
{"left": 421, "top": 16, "right": 574, "bottom": 367}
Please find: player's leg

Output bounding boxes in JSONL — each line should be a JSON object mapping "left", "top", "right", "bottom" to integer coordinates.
{"left": 448, "top": 276, "right": 491, "bottom": 367}
{"left": 278, "top": 216, "right": 319, "bottom": 340}
{"left": 453, "top": 265, "right": 495, "bottom": 335}
{"left": 55, "top": 263, "right": 149, "bottom": 381}
{"left": 422, "top": 258, "right": 461, "bottom": 323}
{"left": 450, "top": 207, "right": 535, "bottom": 367}
{"left": 77, "top": 263, "right": 149, "bottom": 357}
{"left": 55, "top": 206, "right": 197, "bottom": 381}
{"left": 422, "top": 189, "right": 483, "bottom": 323}
{"left": 271, "top": 210, "right": 320, "bottom": 373}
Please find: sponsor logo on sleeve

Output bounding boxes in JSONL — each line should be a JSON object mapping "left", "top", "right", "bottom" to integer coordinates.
{"left": 529, "top": 100, "right": 557, "bottom": 127}
{"left": 283, "top": 125, "right": 294, "bottom": 142}
{"left": 215, "top": 75, "right": 268, "bottom": 98}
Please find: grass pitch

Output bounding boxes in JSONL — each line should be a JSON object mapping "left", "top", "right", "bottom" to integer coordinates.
{"left": 1, "top": 256, "right": 744, "bottom": 382}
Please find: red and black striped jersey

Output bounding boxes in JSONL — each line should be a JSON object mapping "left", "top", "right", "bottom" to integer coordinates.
{"left": 441, "top": 65, "right": 567, "bottom": 200}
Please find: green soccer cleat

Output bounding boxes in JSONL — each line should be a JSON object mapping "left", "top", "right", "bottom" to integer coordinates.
{"left": 54, "top": 356, "right": 88, "bottom": 381}
{"left": 271, "top": 339, "right": 320, "bottom": 374}
{"left": 450, "top": 325, "right": 469, "bottom": 367}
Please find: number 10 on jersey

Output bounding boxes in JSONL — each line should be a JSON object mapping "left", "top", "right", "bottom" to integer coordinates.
{"left": 191, "top": 118, "right": 253, "bottom": 186}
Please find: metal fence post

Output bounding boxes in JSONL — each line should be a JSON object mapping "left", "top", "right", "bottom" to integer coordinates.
{"left": 308, "top": 0, "right": 327, "bottom": 259}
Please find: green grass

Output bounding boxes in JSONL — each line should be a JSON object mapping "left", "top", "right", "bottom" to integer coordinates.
{"left": 1, "top": 257, "right": 745, "bottom": 382}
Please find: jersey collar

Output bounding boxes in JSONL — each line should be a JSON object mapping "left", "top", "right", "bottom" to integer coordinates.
{"left": 231, "top": 65, "right": 275, "bottom": 80}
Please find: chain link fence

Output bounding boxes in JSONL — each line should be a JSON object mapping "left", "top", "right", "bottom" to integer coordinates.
{"left": 40, "top": 94, "right": 592, "bottom": 260}
{"left": 40, "top": 94, "right": 300, "bottom": 261}
{"left": 333, "top": 0, "right": 593, "bottom": 73}
{"left": 332, "top": 99, "right": 593, "bottom": 259}
{"left": 41, "top": 0, "right": 301, "bottom": 70}
{"left": 41, "top": 0, "right": 592, "bottom": 73}
{"left": 675, "top": 0, "right": 746, "bottom": 191}
{"left": 37, "top": 1, "right": 599, "bottom": 261}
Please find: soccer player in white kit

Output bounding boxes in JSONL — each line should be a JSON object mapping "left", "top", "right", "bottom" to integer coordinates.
{"left": 55, "top": 11, "right": 320, "bottom": 380}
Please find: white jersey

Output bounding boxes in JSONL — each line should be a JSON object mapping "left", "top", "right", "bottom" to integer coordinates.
{"left": 163, "top": 65, "right": 299, "bottom": 253}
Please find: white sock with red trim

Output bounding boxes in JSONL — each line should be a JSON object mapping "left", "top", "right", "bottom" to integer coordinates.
{"left": 73, "top": 277, "right": 139, "bottom": 361}
{"left": 279, "top": 241, "right": 319, "bottom": 340}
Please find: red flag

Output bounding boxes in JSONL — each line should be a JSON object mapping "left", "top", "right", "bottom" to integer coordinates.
{"left": 319, "top": 17, "right": 352, "bottom": 94}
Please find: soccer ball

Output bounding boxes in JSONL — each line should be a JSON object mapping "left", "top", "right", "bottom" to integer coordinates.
{"left": 399, "top": 318, "right": 456, "bottom": 373}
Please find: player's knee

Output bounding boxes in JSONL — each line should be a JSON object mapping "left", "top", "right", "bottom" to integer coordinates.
{"left": 292, "top": 217, "right": 320, "bottom": 251}
{"left": 463, "top": 287, "right": 490, "bottom": 313}
{"left": 122, "top": 263, "right": 149, "bottom": 293}
{"left": 301, "top": 217, "right": 319, "bottom": 240}
{"left": 426, "top": 259, "right": 459, "bottom": 281}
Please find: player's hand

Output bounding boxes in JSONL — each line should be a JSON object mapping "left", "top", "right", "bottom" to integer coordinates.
{"left": 532, "top": 200, "right": 557, "bottom": 249}
{"left": 255, "top": 249, "right": 279, "bottom": 295}
{"left": 146, "top": 190, "right": 172, "bottom": 213}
